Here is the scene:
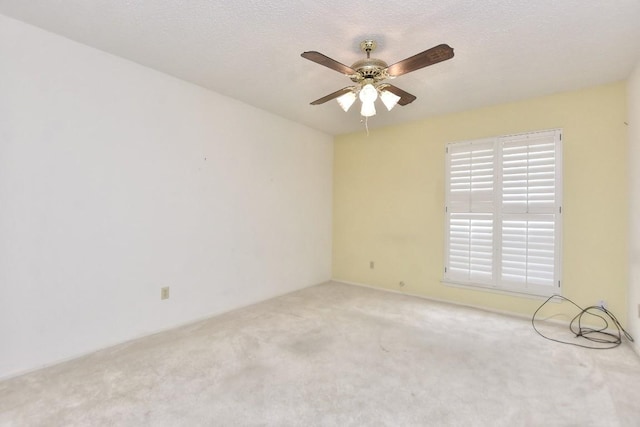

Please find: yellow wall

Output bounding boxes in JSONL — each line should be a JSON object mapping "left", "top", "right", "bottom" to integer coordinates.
{"left": 333, "top": 82, "right": 628, "bottom": 322}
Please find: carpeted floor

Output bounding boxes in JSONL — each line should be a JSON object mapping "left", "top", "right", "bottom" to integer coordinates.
{"left": 1, "top": 281, "right": 639, "bottom": 426}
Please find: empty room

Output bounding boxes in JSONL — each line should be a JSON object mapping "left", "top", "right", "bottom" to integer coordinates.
{"left": 2, "top": 1, "right": 640, "bottom": 425}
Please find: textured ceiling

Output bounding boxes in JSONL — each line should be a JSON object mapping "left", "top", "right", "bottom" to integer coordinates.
{"left": 1, "top": 0, "right": 639, "bottom": 135}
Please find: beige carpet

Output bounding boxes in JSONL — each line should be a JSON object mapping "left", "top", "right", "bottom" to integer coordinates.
{"left": 1, "top": 281, "right": 639, "bottom": 426}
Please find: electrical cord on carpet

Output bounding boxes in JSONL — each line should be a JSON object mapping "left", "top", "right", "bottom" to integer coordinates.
{"left": 532, "top": 294, "right": 634, "bottom": 349}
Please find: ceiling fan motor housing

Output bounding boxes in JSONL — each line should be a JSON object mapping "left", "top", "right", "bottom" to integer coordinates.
{"left": 350, "top": 58, "right": 389, "bottom": 82}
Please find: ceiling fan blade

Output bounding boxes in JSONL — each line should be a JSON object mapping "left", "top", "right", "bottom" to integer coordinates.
{"left": 301, "top": 51, "right": 357, "bottom": 75}
{"left": 310, "top": 87, "right": 355, "bottom": 105}
{"left": 383, "top": 85, "right": 417, "bottom": 106}
{"left": 386, "top": 44, "right": 454, "bottom": 77}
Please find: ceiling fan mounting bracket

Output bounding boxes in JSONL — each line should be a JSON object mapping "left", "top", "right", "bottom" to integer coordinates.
{"left": 360, "top": 40, "right": 377, "bottom": 56}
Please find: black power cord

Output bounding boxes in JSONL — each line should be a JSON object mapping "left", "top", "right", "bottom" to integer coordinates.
{"left": 532, "top": 294, "right": 634, "bottom": 349}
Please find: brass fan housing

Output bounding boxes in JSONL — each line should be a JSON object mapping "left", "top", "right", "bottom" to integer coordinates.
{"left": 350, "top": 57, "right": 389, "bottom": 82}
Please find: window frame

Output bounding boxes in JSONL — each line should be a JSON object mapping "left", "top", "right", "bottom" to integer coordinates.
{"left": 443, "top": 129, "right": 563, "bottom": 298}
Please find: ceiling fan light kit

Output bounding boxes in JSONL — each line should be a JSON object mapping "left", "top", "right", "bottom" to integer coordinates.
{"left": 336, "top": 91, "right": 357, "bottom": 112}
{"left": 358, "top": 83, "right": 379, "bottom": 117}
{"left": 380, "top": 90, "right": 401, "bottom": 111}
{"left": 301, "top": 39, "right": 454, "bottom": 122}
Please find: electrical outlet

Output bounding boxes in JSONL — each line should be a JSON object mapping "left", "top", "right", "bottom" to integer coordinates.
{"left": 161, "top": 286, "right": 170, "bottom": 300}
{"left": 370, "top": 261, "right": 374, "bottom": 269}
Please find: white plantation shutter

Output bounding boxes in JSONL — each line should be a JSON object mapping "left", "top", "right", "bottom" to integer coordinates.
{"left": 447, "top": 139, "right": 495, "bottom": 212}
{"left": 448, "top": 213, "right": 493, "bottom": 284}
{"left": 500, "top": 130, "right": 561, "bottom": 293}
{"left": 502, "top": 132, "right": 558, "bottom": 214}
{"left": 445, "top": 139, "right": 496, "bottom": 284}
{"left": 445, "top": 129, "right": 562, "bottom": 297}
{"left": 501, "top": 216, "right": 556, "bottom": 287}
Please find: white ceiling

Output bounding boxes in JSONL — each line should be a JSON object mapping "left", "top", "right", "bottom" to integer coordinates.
{"left": 1, "top": 1, "right": 639, "bottom": 136}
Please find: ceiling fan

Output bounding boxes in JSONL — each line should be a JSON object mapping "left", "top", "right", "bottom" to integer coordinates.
{"left": 301, "top": 40, "right": 454, "bottom": 118}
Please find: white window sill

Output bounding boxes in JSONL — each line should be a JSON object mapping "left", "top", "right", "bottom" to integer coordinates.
{"left": 441, "top": 279, "right": 560, "bottom": 301}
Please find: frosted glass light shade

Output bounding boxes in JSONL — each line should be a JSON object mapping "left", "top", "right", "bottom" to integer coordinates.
{"left": 360, "top": 100, "right": 376, "bottom": 117}
{"left": 380, "top": 90, "right": 401, "bottom": 111}
{"left": 359, "top": 84, "right": 378, "bottom": 103}
{"left": 336, "top": 91, "right": 357, "bottom": 112}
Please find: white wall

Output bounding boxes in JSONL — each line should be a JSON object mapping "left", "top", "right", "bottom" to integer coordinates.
{"left": 629, "top": 60, "right": 640, "bottom": 355}
{"left": 0, "top": 14, "right": 333, "bottom": 379}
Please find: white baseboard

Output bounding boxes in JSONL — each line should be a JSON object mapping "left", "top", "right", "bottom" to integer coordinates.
{"left": 330, "top": 278, "right": 634, "bottom": 349}
{"left": 332, "top": 278, "right": 537, "bottom": 320}
{"left": 1, "top": 281, "right": 324, "bottom": 382}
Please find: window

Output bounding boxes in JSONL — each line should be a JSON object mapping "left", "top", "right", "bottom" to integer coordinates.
{"left": 444, "top": 129, "right": 562, "bottom": 297}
